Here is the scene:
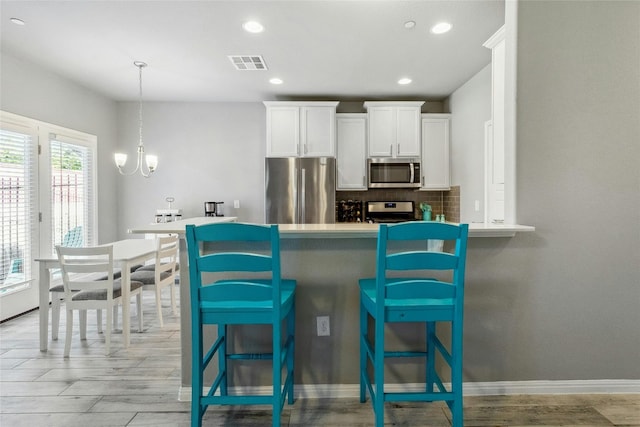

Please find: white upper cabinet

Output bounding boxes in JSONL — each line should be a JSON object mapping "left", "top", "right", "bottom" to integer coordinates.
{"left": 364, "top": 101, "right": 423, "bottom": 158}
{"left": 265, "top": 105, "right": 300, "bottom": 157}
{"left": 336, "top": 114, "right": 367, "bottom": 190}
{"left": 264, "top": 101, "right": 338, "bottom": 157}
{"left": 421, "top": 114, "right": 451, "bottom": 190}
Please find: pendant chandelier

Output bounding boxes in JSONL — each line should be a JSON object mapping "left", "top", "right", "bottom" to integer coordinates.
{"left": 114, "top": 61, "right": 158, "bottom": 177}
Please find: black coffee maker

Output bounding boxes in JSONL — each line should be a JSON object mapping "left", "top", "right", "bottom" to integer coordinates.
{"left": 204, "top": 201, "right": 224, "bottom": 217}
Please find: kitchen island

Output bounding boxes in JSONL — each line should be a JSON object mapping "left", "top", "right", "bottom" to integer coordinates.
{"left": 130, "top": 219, "right": 534, "bottom": 399}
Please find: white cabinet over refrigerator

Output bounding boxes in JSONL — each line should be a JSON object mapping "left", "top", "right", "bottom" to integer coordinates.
{"left": 264, "top": 101, "right": 339, "bottom": 157}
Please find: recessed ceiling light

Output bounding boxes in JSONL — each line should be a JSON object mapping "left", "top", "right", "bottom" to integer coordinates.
{"left": 431, "top": 22, "right": 452, "bottom": 34}
{"left": 269, "top": 78, "right": 283, "bottom": 85}
{"left": 242, "top": 21, "right": 264, "bottom": 33}
{"left": 398, "top": 78, "right": 412, "bottom": 85}
{"left": 10, "top": 17, "right": 25, "bottom": 26}
{"left": 403, "top": 21, "right": 416, "bottom": 29}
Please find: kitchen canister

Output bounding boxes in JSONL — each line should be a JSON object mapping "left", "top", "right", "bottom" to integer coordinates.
{"left": 419, "top": 202, "right": 432, "bottom": 221}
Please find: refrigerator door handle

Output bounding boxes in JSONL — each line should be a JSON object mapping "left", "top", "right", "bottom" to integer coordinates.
{"left": 293, "top": 167, "right": 299, "bottom": 224}
{"left": 300, "top": 168, "right": 306, "bottom": 224}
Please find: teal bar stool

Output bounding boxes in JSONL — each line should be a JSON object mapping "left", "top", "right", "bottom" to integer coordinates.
{"left": 186, "top": 222, "right": 296, "bottom": 427}
{"left": 359, "top": 222, "right": 469, "bottom": 427}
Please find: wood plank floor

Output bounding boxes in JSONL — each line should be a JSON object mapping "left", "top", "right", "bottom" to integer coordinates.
{"left": 1, "top": 286, "right": 638, "bottom": 426}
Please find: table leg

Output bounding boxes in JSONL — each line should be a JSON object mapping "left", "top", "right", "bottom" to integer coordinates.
{"left": 178, "top": 237, "right": 191, "bottom": 386}
{"left": 121, "top": 264, "right": 131, "bottom": 348}
{"left": 39, "top": 263, "right": 50, "bottom": 352}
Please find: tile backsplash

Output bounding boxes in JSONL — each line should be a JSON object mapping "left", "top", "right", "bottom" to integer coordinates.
{"left": 336, "top": 186, "right": 460, "bottom": 223}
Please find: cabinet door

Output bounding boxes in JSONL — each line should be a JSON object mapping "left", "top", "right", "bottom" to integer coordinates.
{"left": 266, "top": 107, "right": 300, "bottom": 157}
{"left": 367, "top": 107, "right": 395, "bottom": 157}
{"left": 336, "top": 115, "right": 367, "bottom": 190}
{"left": 301, "top": 106, "right": 336, "bottom": 157}
{"left": 396, "top": 107, "right": 421, "bottom": 157}
{"left": 421, "top": 116, "right": 450, "bottom": 190}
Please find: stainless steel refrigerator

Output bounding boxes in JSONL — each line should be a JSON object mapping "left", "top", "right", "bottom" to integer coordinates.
{"left": 265, "top": 157, "right": 336, "bottom": 224}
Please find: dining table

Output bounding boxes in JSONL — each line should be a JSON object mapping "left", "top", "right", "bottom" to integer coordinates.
{"left": 35, "top": 238, "right": 157, "bottom": 352}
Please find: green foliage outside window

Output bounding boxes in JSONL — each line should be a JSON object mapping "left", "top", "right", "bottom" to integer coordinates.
{"left": 51, "top": 145, "right": 83, "bottom": 171}
{"left": 1, "top": 148, "right": 23, "bottom": 164}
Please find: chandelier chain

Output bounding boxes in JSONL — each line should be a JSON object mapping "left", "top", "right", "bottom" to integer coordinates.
{"left": 138, "top": 63, "right": 143, "bottom": 147}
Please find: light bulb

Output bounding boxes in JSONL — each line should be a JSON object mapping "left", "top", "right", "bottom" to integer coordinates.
{"left": 114, "top": 153, "right": 127, "bottom": 167}
{"left": 145, "top": 155, "right": 158, "bottom": 172}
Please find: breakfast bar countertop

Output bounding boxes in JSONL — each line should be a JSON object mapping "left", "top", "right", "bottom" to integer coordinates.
{"left": 128, "top": 217, "right": 534, "bottom": 239}
{"left": 277, "top": 222, "right": 535, "bottom": 238}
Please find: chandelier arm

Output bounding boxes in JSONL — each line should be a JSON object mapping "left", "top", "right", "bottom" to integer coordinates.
{"left": 116, "top": 150, "right": 143, "bottom": 176}
{"left": 116, "top": 165, "right": 141, "bottom": 176}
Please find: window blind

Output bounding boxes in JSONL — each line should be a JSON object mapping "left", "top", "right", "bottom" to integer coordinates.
{"left": 49, "top": 133, "right": 96, "bottom": 255}
{"left": 0, "top": 127, "right": 37, "bottom": 294}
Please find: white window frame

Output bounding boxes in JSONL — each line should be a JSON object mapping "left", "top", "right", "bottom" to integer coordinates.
{"left": 39, "top": 125, "right": 98, "bottom": 257}
{"left": 0, "top": 111, "right": 97, "bottom": 319}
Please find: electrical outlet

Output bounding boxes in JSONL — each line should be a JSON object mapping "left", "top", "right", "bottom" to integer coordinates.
{"left": 474, "top": 200, "right": 480, "bottom": 212}
{"left": 316, "top": 316, "right": 330, "bottom": 336}
{"left": 233, "top": 200, "right": 240, "bottom": 209}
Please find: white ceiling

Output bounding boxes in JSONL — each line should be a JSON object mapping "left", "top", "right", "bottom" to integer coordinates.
{"left": 0, "top": 0, "right": 505, "bottom": 103}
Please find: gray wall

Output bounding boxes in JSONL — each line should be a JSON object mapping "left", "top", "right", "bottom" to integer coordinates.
{"left": 508, "top": 0, "right": 640, "bottom": 379}
{"left": 115, "top": 102, "right": 266, "bottom": 235}
{"left": 449, "top": 64, "right": 492, "bottom": 224}
{"left": 0, "top": 52, "right": 120, "bottom": 243}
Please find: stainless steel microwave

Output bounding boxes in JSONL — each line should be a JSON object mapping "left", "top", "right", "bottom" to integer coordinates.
{"left": 368, "top": 158, "right": 421, "bottom": 188}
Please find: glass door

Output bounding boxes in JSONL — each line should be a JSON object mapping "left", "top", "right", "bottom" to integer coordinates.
{"left": 0, "top": 112, "right": 97, "bottom": 321}
{"left": 0, "top": 119, "right": 39, "bottom": 319}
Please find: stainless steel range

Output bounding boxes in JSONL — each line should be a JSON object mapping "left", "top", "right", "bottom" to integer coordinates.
{"left": 365, "top": 201, "right": 417, "bottom": 223}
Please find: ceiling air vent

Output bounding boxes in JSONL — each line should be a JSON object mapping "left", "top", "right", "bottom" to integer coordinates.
{"left": 228, "top": 55, "right": 268, "bottom": 71}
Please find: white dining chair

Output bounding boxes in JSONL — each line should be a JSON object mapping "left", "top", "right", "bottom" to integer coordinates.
{"left": 50, "top": 264, "right": 143, "bottom": 340}
{"left": 130, "top": 234, "right": 179, "bottom": 327}
{"left": 56, "top": 245, "right": 144, "bottom": 357}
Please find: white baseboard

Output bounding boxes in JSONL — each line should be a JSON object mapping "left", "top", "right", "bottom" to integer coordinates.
{"left": 177, "top": 379, "right": 640, "bottom": 402}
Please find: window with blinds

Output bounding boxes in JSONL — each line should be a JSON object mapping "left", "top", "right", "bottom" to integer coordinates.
{"left": 49, "top": 133, "right": 96, "bottom": 254}
{"left": 1, "top": 111, "right": 97, "bottom": 319}
{"left": 0, "top": 127, "right": 37, "bottom": 295}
